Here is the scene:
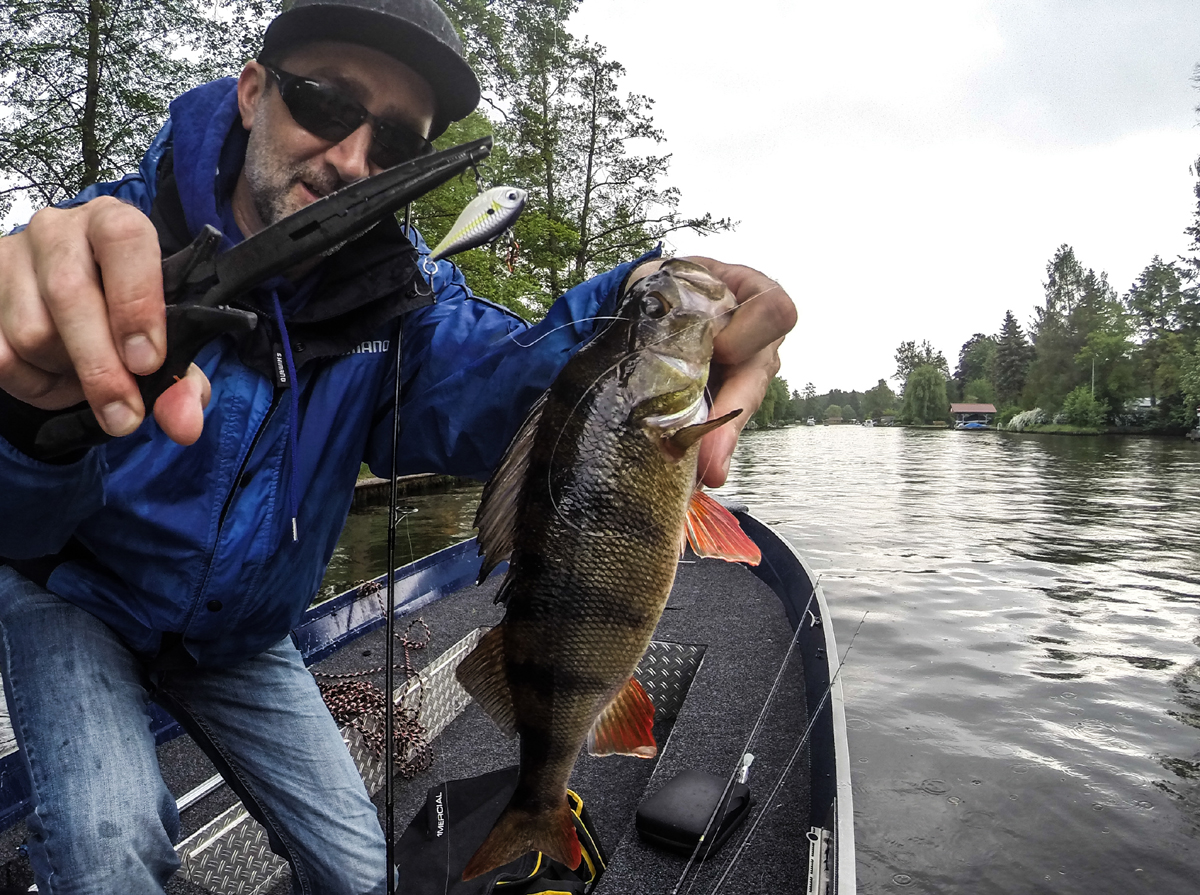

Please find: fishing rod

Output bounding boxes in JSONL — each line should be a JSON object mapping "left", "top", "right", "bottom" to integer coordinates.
{"left": 384, "top": 175, "right": 524, "bottom": 895}
{"left": 382, "top": 203, "right": 412, "bottom": 895}
{"left": 700, "top": 612, "right": 868, "bottom": 895}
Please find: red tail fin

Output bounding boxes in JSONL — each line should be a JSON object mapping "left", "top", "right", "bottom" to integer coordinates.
{"left": 686, "top": 489, "right": 762, "bottom": 565}
{"left": 462, "top": 798, "right": 581, "bottom": 881}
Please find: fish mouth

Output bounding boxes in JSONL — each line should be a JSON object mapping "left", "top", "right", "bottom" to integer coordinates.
{"left": 641, "top": 391, "right": 707, "bottom": 431}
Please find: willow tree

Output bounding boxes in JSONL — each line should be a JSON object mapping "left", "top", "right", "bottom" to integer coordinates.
{"left": 901, "top": 365, "right": 948, "bottom": 424}
{"left": 0, "top": 0, "right": 276, "bottom": 224}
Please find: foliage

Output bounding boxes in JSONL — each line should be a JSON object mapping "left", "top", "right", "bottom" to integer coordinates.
{"left": 900, "top": 364, "right": 947, "bottom": 425}
{"left": 963, "top": 377, "right": 996, "bottom": 404}
{"left": 1181, "top": 344, "right": 1200, "bottom": 427}
{"left": 994, "top": 310, "right": 1033, "bottom": 407}
{"left": 894, "top": 339, "right": 948, "bottom": 392}
{"left": 954, "top": 333, "right": 997, "bottom": 397}
{"left": 1060, "top": 386, "right": 1108, "bottom": 429}
{"left": 433, "top": 0, "right": 731, "bottom": 315}
{"left": 1004, "top": 408, "right": 1045, "bottom": 432}
{"left": 750, "top": 375, "right": 791, "bottom": 428}
{"left": 860, "top": 378, "right": 897, "bottom": 421}
{"left": 0, "top": 0, "right": 276, "bottom": 223}
{"left": 823, "top": 404, "right": 841, "bottom": 421}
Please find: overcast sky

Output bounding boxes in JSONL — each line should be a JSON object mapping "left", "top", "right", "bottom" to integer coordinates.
{"left": 568, "top": 0, "right": 1200, "bottom": 394}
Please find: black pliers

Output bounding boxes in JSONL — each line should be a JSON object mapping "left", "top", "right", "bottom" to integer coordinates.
{"left": 33, "top": 137, "right": 492, "bottom": 460}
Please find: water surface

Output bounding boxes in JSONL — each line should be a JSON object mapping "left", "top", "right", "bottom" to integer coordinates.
{"left": 720, "top": 427, "right": 1200, "bottom": 894}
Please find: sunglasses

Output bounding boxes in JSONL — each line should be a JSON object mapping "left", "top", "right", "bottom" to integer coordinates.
{"left": 264, "top": 65, "right": 434, "bottom": 169}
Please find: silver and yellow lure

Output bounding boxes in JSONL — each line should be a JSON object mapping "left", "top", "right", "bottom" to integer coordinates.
{"left": 428, "top": 186, "right": 527, "bottom": 262}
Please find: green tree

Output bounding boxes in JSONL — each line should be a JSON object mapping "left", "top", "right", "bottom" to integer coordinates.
{"left": 750, "top": 375, "right": 789, "bottom": 427}
{"left": 0, "top": 0, "right": 275, "bottom": 222}
{"left": 994, "top": 310, "right": 1033, "bottom": 406}
{"left": 954, "top": 333, "right": 997, "bottom": 396}
{"left": 1025, "top": 245, "right": 1124, "bottom": 411}
{"left": 894, "top": 339, "right": 948, "bottom": 391}
{"left": 901, "top": 364, "right": 948, "bottom": 424}
{"left": 823, "top": 404, "right": 841, "bottom": 422}
{"left": 963, "top": 378, "right": 996, "bottom": 404}
{"left": 860, "top": 378, "right": 896, "bottom": 420}
{"left": 434, "top": 1, "right": 730, "bottom": 315}
{"left": 1061, "top": 385, "right": 1107, "bottom": 428}
{"left": 1180, "top": 344, "right": 1200, "bottom": 426}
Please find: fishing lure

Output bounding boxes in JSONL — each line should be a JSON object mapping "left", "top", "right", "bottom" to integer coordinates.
{"left": 428, "top": 185, "right": 528, "bottom": 262}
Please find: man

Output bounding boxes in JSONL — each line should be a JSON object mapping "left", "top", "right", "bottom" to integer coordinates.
{"left": 0, "top": 0, "right": 794, "bottom": 892}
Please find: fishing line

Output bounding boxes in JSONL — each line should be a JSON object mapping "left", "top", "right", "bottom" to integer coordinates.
{"left": 702, "top": 612, "right": 869, "bottom": 895}
{"left": 671, "top": 574, "right": 823, "bottom": 895}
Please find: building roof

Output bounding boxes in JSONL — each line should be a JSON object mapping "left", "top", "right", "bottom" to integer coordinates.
{"left": 950, "top": 403, "right": 997, "bottom": 413}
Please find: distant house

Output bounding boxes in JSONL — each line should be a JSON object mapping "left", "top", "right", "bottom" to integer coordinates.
{"left": 950, "top": 403, "right": 996, "bottom": 429}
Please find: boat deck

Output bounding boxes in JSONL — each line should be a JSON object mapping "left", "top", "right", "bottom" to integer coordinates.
{"left": 0, "top": 553, "right": 814, "bottom": 893}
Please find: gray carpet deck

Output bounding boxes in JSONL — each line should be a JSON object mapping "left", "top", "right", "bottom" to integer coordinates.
{"left": 1, "top": 555, "right": 811, "bottom": 894}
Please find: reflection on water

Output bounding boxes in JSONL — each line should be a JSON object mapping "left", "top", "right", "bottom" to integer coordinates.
{"left": 316, "top": 483, "right": 483, "bottom": 602}
{"left": 719, "top": 427, "right": 1200, "bottom": 894}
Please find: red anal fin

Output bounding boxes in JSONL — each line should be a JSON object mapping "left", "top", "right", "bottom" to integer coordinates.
{"left": 587, "top": 677, "right": 657, "bottom": 758}
{"left": 686, "top": 489, "right": 762, "bottom": 566}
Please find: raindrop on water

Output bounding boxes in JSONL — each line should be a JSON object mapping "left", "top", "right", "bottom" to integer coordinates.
{"left": 892, "top": 874, "right": 914, "bottom": 887}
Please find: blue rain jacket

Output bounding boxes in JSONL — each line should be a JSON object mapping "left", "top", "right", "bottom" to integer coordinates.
{"left": 0, "top": 78, "right": 656, "bottom": 666}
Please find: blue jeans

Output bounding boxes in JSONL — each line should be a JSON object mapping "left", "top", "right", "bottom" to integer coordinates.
{"left": 0, "top": 566, "right": 387, "bottom": 895}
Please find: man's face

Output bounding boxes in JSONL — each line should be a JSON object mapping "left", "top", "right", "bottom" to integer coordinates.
{"left": 234, "top": 41, "right": 437, "bottom": 235}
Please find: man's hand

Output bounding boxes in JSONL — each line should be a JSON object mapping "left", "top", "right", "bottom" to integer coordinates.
{"left": 628, "top": 253, "right": 796, "bottom": 488}
{"left": 686, "top": 256, "right": 795, "bottom": 488}
{"left": 0, "top": 197, "right": 210, "bottom": 447}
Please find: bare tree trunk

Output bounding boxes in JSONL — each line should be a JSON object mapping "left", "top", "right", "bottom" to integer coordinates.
{"left": 80, "top": 0, "right": 104, "bottom": 187}
{"left": 574, "top": 61, "right": 599, "bottom": 283}
{"left": 539, "top": 68, "right": 561, "bottom": 298}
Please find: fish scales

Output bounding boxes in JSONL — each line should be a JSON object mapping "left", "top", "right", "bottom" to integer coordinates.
{"left": 457, "top": 259, "right": 741, "bottom": 880}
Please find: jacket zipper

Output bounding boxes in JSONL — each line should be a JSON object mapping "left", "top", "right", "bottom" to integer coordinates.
{"left": 216, "top": 387, "right": 284, "bottom": 536}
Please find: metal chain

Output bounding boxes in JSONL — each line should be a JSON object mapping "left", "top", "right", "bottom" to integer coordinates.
{"left": 314, "top": 612, "right": 434, "bottom": 778}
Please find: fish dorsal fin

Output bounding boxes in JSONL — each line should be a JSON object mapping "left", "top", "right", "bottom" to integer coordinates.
{"left": 474, "top": 391, "right": 547, "bottom": 583}
{"left": 667, "top": 408, "right": 742, "bottom": 453}
{"left": 587, "top": 677, "right": 657, "bottom": 758}
{"left": 686, "top": 489, "right": 762, "bottom": 565}
{"left": 455, "top": 625, "right": 517, "bottom": 736}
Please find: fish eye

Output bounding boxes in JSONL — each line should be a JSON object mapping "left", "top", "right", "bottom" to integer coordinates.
{"left": 507, "top": 191, "right": 518, "bottom": 200}
{"left": 641, "top": 292, "right": 668, "bottom": 318}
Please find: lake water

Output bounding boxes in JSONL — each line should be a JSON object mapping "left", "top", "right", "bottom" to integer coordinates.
{"left": 322, "top": 426, "right": 1200, "bottom": 893}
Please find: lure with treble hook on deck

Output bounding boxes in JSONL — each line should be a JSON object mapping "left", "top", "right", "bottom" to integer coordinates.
{"left": 428, "top": 185, "right": 527, "bottom": 262}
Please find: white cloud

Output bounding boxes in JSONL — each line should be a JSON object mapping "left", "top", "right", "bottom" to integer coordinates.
{"left": 569, "top": 0, "right": 1200, "bottom": 392}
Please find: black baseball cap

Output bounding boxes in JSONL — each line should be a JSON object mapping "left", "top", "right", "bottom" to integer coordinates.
{"left": 259, "top": 0, "right": 480, "bottom": 137}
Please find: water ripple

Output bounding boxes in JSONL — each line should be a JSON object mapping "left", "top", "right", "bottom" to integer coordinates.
{"left": 724, "top": 427, "right": 1200, "bottom": 894}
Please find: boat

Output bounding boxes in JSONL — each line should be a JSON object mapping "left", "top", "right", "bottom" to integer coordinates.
{"left": 0, "top": 508, "right": 855, "bottom": 894}
{"left": 806, "top": 418, "right": 816, "bottom": 426}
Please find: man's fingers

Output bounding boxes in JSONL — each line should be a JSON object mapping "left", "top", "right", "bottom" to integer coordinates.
{"left": 27, "top": 201, "right": 150, "bottom": 435}
{"left": 683, "top": 255, "right": 797, "bottom": 367}
{"left": 0, "top": 333, "right": 84, "bottom": 409}
{"left": 87, "top": 202, "right": 165, "bottom": 375}
{"left": 152, "top": 364, "right": 211, "bottom": 446}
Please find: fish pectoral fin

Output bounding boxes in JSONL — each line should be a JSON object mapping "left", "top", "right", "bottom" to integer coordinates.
{"left": 455, "top": 625, "right": 517, "bottom": 736}
{"left": 666, "top": 409, "right": 742, "bottom": 454}
{"left": 587, "top": 677, "right": 657, "bottom": 758}
{"left": 685, "top": 489, "right": 762, "bottom": 566}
